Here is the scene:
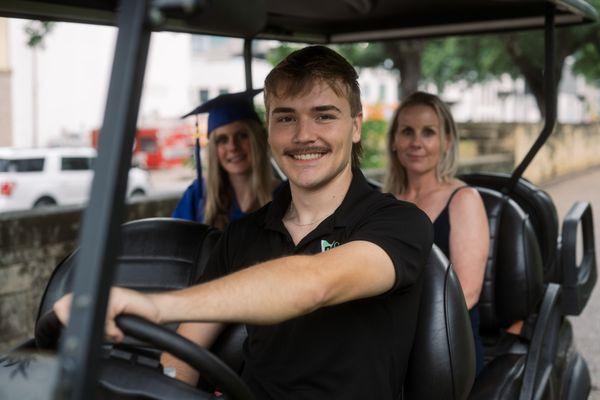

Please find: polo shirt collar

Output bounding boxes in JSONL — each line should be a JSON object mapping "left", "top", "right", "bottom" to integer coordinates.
{"left": 264, "top": 168, "right": 374, "bottom": 233}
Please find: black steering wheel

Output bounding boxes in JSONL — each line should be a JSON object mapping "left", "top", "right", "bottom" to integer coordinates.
{"left": 35, "top": 311, "right": 254, "bottom": 400}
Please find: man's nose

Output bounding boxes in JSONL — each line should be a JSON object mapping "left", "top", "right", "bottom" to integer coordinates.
{"left": 293, "top": 117, "right": 316, "bottom": 143}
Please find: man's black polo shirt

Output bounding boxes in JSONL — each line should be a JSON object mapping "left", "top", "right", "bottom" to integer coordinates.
{"left": 202, "top": 169, "right": 433, "bottom": 400}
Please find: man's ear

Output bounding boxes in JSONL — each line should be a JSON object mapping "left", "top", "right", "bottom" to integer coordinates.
{"left": 352, "top": 112, "right": 363, "bottom": 144}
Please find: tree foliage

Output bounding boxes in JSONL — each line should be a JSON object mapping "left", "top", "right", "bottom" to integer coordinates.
{"left": 24, "top": 21, "right": 55, "bottom": 48}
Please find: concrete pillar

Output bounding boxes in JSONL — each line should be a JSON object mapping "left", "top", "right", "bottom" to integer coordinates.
{"left": 0, "top": 18, "right": 12, "bottom": 147}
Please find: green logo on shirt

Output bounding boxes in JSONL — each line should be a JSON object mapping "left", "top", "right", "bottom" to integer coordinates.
{"left": 321, "top": 239, "right": 340, "bottom": 252}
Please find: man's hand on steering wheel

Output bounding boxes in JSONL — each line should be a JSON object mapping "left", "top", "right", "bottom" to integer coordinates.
{"left": 52, "top": 287, "right": 162, "bottom": 342}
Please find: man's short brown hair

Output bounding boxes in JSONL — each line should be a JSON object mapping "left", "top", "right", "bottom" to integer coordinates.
{"left": 264, "top": 45, "right": 363, "bottom": 167}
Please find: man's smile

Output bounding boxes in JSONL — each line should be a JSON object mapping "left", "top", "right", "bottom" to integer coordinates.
{"left": 284, "top": 146, "right": 330, "bottom": 162}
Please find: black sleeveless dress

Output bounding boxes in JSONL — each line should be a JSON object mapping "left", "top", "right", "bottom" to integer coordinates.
{"left": 432, "top": 186, "right": 484, "bottom": 375}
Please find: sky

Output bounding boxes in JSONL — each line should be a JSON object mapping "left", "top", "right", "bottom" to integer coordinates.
{"left": 8, "top": 19, "right": 192, "bottom": 147}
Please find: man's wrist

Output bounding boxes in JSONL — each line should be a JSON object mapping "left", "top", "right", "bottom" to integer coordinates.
{"left": 149, "top": 291, "right": 180, "bottom": 324}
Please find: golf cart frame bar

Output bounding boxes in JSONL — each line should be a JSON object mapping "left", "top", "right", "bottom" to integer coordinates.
{"left": 55, "top": 1, "right": 153, "bottom": 398}
{"left": 506, "top": 2, "right": 557, "bottom": 194}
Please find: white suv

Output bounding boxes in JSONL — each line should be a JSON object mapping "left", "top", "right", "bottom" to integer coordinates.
{"left": 0, "top": 147, "right": 151, "bottom": 212}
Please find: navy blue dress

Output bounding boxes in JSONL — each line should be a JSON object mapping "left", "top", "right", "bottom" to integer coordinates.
{"left": 432, "top": 187, "right": 485, "bottom": 376}
{"left": 172, "top": 178, "right": 246, "bottom": 223}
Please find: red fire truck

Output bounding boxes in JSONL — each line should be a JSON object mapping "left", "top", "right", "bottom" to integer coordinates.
{"left": 91, "top": 125, "right": 198, "bottom": 170}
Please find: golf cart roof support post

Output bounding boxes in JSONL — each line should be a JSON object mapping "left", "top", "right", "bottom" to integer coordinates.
{"left": 506, "top": 2, "right": 557, "bottom": 193}
{"left": 54, "top": 0, "right": 152, "bottom": 399}
{"left": 244, "top": 38, "right": 253, "bottom": 90}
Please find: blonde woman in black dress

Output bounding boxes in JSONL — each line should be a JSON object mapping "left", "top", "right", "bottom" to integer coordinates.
{"left": 384, "top": 91, "right": 489, "bottom": 375}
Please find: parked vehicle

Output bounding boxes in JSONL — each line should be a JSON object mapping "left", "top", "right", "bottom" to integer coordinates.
{"left": 92, "top": 126, "right": 194, "bottom": 170}
{"left": 0, "top": 1, "right": 597, "bottom": 400}
{"left": 0, "top": 147, "right": 150, "bottom": 212}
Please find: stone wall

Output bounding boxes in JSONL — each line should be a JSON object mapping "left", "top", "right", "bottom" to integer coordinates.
{"left": 458, "top": 122, "right": 600, "bottom": 184}
{"left": 0, "top": 195, "right": 178, "bottom": 352}
{"left": 513, "top": 123, "right": 600, "bottom": 183}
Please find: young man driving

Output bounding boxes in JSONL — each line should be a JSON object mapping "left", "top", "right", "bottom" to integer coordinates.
{"left": 54, "top": 46, "right": 433, "bottom": 399}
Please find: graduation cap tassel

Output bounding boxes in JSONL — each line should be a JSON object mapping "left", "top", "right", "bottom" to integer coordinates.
{"left": 194, "top": 115, "right": 203, "bottom": 198}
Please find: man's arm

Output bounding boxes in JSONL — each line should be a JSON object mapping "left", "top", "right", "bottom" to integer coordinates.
{"left": 154, "top": 240, "right": 395, "bottom": 325}
{"left": 54, "top": 240, "right": 395, "bottom": 340}
{"left": 160, "top": 322, "right": 225, "bottom": 385}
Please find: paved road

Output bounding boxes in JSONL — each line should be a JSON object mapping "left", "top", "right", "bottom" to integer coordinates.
{"left": 543, "top": 166, "right": 600, "bottom": 399}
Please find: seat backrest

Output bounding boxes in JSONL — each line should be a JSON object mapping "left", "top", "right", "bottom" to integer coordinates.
{"left": 209, "top": 247, "right": 476, "bottom": 399}
{"left": 403, "top": 246, "right": 475, "bottom": 400}
{"left": 36, "top": 218, "right": 221, "bottom": 324}
{"left": 476, "top": 188, "right": 545, "bottom": 335}
{"left": 461, "top": 173, "right": 559, "bottom": 283}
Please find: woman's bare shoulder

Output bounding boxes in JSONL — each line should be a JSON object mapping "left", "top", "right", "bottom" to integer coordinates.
{"left": 448, "top": 181, "right": 485, "bottom": 211}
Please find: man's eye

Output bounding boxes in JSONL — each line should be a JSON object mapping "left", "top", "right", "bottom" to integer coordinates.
{"left": 316, "top": 114, "right": 336, "bottom": 121}
{"left": 276, "top": 116, "right": 294, "bottom": 123}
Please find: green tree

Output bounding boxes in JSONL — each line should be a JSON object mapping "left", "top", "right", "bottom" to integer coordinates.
{"left": 24, "top": 20, "right": 54, "bottom": 48}
{"left": 421, "top": 17, "right": 600, "bottom": 118}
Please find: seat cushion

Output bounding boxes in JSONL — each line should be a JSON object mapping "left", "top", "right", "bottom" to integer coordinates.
{"left": 469, "top": 354, "right": 526, "bottom": 400}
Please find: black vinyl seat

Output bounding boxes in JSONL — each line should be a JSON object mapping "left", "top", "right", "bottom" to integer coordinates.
{"left": 403, "top": 246, "right": 476, "bottom": 400}
{"left": 469, "top": 187, "right": 562, "bottom": 399}
{"left": 475, "top": 188, "right": 545, "bottom": 340}
{"left": 35, "top": 218, "right": 222, "bottom": 348}
{"left": 460, "top": 173, "right": 559, "bottom": 283}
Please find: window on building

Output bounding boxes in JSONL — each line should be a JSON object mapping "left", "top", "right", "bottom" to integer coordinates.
{"left": 199, "top": 89, "right": 210, "bottom": 103}
{"left": 191, "top": 35, "right": 208, "bottom": 55}
{"left": 379, "top": 84, "right": 386, "bottom": 102}
{"left": 219, "top": 88, "right": 229, "bottom": 95}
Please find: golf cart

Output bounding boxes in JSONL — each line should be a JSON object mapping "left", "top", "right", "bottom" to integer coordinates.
{"left": 0, "top": 0, "right": 598, "bottom": 399}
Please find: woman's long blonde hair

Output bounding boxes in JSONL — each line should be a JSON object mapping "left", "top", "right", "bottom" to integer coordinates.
{"left": 383, "top": 91, "right": 459, "bottom": 195}
{"left": 204, "top": 119, "right": 272, "bottom": 229}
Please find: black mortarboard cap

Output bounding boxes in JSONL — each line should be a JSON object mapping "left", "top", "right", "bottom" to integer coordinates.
{"left": 182, "top": 88, "right": 262, "bottom": 134}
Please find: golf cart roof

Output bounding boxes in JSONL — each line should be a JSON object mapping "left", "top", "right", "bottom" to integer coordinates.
{"left": 1, "top": 0, "right": 597, "bottom": 43}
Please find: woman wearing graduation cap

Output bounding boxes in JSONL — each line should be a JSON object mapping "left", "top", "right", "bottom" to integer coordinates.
{"left": 173, "top": 89, "right": 277, "bottom": 229}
